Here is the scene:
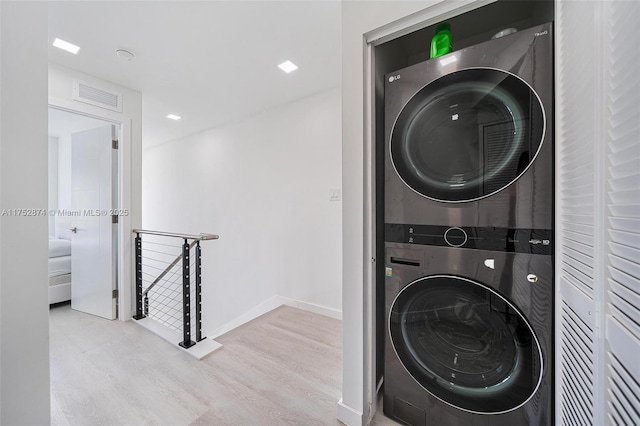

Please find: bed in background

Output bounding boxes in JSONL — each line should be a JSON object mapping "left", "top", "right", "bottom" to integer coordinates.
{"left": 49, "top": 236, "right": 71, "bottom": 304}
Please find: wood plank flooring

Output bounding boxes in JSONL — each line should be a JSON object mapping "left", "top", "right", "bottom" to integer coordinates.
{"left": 49, "top": 304, "right": 343, "bottom": 425}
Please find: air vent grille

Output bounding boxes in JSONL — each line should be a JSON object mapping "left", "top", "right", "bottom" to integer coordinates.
{"left": 72, "top": 80, "right": 122, "bottom": 112}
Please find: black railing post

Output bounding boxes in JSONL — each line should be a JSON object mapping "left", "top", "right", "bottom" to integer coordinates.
{"left": 133, "top": 233, "right": 146, "bottom": 320}
{"left": 195, "top": 241, "right": 205, "bottom": 342}
{"left": 179, "top": 239, "right": 195, "bottom": 348}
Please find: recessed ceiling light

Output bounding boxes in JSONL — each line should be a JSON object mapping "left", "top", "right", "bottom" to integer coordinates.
{"left": 166, "top": 114, "right": 181, "bottom": 120}
{"left": 278, "top": 60, "right": 298, "bottom": 73}
{"left": 53, "top": 38, "right": 80, "bottom": 54}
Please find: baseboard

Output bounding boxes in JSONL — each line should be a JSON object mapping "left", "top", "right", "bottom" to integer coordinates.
{"left": 337, "top": 398, "right": 364, "bottom": 426}
{"left": 280, "top": 297, "right": 342, "bottom": 320}
{"left": 207, "top": 295, "right": 284, "bottom": 339}
{"left": 205, "top": 295, "right": 342, "bottom": 342}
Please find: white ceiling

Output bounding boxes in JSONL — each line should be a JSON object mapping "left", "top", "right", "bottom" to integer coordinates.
{"left": 47, "top": 1, "right": 342, "bottom": 148}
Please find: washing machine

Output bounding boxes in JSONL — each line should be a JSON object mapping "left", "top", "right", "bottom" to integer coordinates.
{"left": 383, "top": 242, "right": 553, "bottom": 425}
{"left": 384, "top": 22, "right": 553, "bottom": 231}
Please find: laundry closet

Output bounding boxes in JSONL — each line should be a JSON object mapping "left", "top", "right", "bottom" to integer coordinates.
{"left": 373, "top": 2, "right": 555, "bottom": 425}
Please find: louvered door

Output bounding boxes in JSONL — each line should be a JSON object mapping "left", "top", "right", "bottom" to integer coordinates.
{"left": 556, "top": 2, "right": 600, "bottom": 424}
{"left": 604, "top": 1, "right": 640, "bottom": 423}
{"left": 556, "top": 1, "right": 640, "bottom": 425}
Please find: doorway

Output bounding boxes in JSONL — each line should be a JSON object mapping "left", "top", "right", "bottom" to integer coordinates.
{"left": 48, "top": 107, "right": 119, "bottom": 319}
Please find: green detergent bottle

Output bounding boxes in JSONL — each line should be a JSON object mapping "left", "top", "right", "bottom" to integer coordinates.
{"left": 430, "top": 23, "right": 452, "bottom": 59}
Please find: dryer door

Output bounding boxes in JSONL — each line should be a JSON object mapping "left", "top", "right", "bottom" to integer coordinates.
{"left": 390, "top": 68, "right": 545, "bottom": 202}
{"left": 389, "top": 275, "right": 543, "bottom": 414}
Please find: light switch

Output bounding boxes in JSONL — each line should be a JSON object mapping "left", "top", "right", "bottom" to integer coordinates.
{"left": 329, "top": 188, "right": 341, "bottom": 201}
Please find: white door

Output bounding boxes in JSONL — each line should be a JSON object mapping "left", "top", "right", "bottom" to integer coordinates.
{"left": 70, "top": 125, "right": 117, "bottom": 319}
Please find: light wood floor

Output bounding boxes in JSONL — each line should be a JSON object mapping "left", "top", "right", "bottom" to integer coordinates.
{"left": 50, "top": 304, "right": 343, "bottom": 425}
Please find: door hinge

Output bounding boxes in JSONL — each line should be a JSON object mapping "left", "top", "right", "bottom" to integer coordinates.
{"left": 112, "top": 289, "right": 118, "bottom": 299}
{"left": 112, "top": 139, "right": 118, "bottom": 150}
{"left": 112, "top": 215, "right": 118, "bottom": 224}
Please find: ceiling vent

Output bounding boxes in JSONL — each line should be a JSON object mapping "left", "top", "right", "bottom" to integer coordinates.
{"left": 72, "top": 80, "right": 122, "bottom": 112}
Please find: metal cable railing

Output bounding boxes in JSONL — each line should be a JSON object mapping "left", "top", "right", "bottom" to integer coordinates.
{"left": 133, "top": 229, "right": 219, "bottom": 349}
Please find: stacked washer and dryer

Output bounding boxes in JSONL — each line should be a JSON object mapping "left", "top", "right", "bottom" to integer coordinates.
{"left": 383, "top": 23, "right": 554, "bottom": 425}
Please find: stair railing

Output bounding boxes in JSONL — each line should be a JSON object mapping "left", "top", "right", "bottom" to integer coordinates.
{"left": 132, "top": 229, "right": 218, "bottom": 349}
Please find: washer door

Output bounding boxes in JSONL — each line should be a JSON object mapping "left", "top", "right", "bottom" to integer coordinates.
{"left": 389, "top": 275, "right": 543, "bottom": 414}
{"left": 390, "top": 68, "right": 545, "bottom": 202}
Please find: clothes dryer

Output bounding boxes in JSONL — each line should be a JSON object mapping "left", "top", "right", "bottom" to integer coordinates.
{"left": 384, "top": 22, "right": 553, "bottom": 231}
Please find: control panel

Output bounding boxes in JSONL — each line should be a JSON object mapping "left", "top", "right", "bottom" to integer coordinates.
{"left": 385, "top": 223, "right": 553, "bottom": 255}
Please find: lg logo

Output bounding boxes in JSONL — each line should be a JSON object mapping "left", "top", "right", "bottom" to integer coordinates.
{"left": 388, "top": 74, "right": 401, "bottom": 83}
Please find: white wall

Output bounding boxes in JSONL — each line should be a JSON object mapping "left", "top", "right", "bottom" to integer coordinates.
{"left": 0, "top": 2, "right": 50, "bottom": 424}
{"left": 340, "top": 2, "right": 443, "bottom": 424}
{"left": 143, "top": 88, "right": 342, "bottom": 334}
{"left": 340, "top": 1, "right": 489, "bottom": 424}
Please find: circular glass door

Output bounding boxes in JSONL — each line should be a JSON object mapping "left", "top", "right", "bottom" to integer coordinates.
{"left": 389, "top": 275, "right": 543, "bottom": 414}
{"left": 390, "top": 68, "right": 545, "bottom": 202}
